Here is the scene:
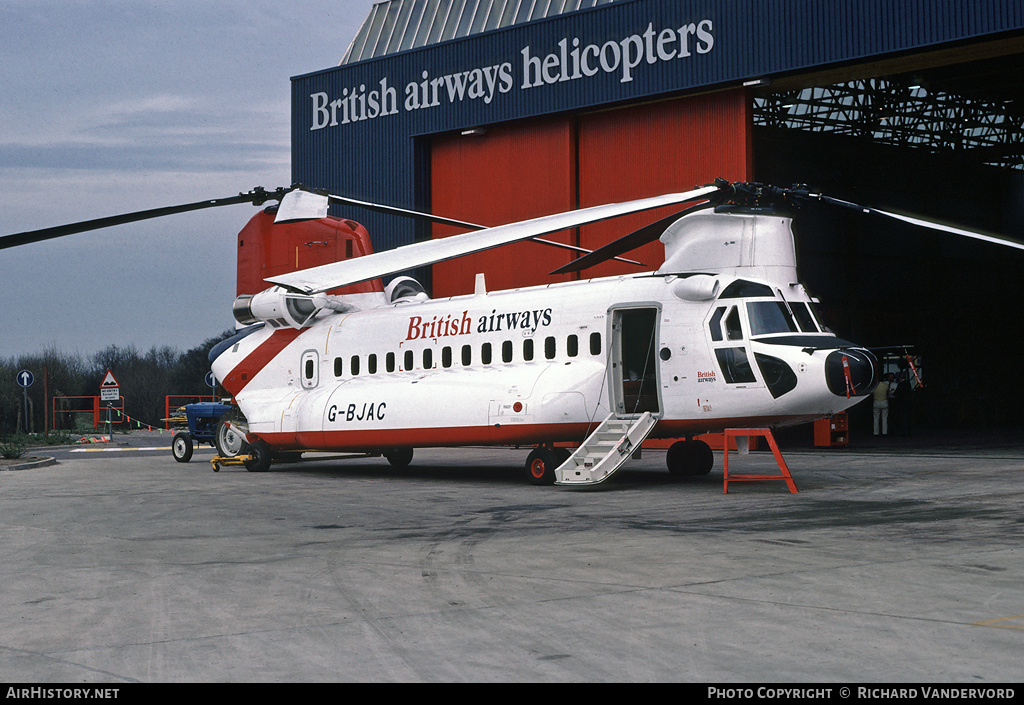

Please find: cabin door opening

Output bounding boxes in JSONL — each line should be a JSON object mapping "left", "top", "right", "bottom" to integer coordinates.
{"left": 610, "top": 307, "right": 661, "bottom": 417}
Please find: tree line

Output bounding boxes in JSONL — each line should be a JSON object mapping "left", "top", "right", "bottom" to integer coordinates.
{"left": 0, "top": 330, "right": 235, "bottom": 436}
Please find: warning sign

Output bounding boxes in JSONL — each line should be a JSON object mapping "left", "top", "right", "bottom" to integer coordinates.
{"left": 100, "top": 369, "right": 120, "bottom": 401}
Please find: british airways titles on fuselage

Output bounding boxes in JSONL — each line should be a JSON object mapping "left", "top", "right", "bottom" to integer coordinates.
{"left": 405, "top": 307, "right": 553, "bottom": 341}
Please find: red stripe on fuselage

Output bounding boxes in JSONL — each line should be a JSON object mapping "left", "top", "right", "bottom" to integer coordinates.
{"left": 220, "top": 328, "right": 304, "bottom": 395}
{"left": 251, "top": 415, "right": 819, "bottom": 453}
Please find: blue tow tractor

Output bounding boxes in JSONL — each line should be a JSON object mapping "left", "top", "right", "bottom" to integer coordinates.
{"left": 170, "top": 403, "right": 261, "bottom": 470}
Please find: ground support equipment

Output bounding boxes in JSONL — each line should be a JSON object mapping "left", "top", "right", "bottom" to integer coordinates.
{"left": 722, "top": 428, "right": 798, "bottom": 494}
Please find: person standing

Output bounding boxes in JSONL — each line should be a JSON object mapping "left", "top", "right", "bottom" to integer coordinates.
{"left": 873, "top": 373, "right": 892, "bottom": 436}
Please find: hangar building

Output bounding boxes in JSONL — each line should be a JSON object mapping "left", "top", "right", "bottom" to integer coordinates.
{"left": 290, "top": 0, "right": 1024, "bottom": 430}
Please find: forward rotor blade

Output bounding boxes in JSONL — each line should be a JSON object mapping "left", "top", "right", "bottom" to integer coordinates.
{"left": 531, "top": 237, "right": 644, "bottom": 267}
{"left": 808, "top": 192, "right": 1024, "bottom": 251}
{"left": 549, "top": 202, "right": 709, "bottom": 276}
{"left": 0, "top": 187, "right": 288, "bottom": 251}
{"left": 267, "top": 184, "right": 722, "bottom": 294}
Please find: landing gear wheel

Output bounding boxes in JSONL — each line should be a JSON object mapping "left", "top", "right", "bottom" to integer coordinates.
{"left": 666, "top": 439, "right": 714, "bottom": 476}
{"left": 172, "top": 432, "right": 193, "bottom": 463}
{"left": 215, "top": 408, "right": 249, "bottom": 458}
{"left": 526, "top": 446, "right": 558, "bottom": 486}
{"left": 244, "top": 439, "right": 273, "bottom": 473}
{"left": 384, "top": 447, "right": 414, "bottom": 468}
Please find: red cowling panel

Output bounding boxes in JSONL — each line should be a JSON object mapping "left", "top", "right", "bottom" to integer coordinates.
{"left": 577, "top": 89, "right": 754, "bottom": 279}
{"left": 236, "top": 210, "right": 383, "bottom": 296}
{"left": 430, "top": 118, "right": 576, "bottom": 298}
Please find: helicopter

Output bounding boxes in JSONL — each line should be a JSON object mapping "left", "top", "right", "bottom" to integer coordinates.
{"left": 4, "top": 179, "right": 1021, "bottom": 485}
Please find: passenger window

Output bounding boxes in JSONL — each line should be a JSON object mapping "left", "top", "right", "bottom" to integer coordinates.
{"left": 590, "top": 332, "right": 602, "bottom": 355}
{"left": 423, "top": 348, "right": 433, "bottom": 369}
{"left": 461, "top": 345, "right": 472, "bottom": 366}
{"left": 334, "top": 357, "right": 343, "bottom": 377}
{"left": 367, "top": 354, "right": 378, "bottom": 374}
{"left": 350, "top": 355, "right": 360, "bottom": 376}
{"left": 567, "top": 335, "right": 578, "bottom": 357}
{"left": 502, "top": 340, "right": 513, "bottom": 363}
{"left": 481, "top": 342, "right": 492, "bottom": 365}
{"left": 386, "top": 352, "right": 395, "bottom": 373}
{"left": 404, "top": 350, "right": 414, "bottom": 371}
{"left": 442, "top": 346, "right": 452, "bottom": 368}
{"left": 523, "top": 339, "right": 534, "bottom": 361}
{"left": 545, "top": 336, "right": 556, "bottom": 360}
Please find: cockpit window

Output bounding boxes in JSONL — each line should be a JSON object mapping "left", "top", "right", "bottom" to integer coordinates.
{"left": 715, "top": 347, "right": 756, "bottom": 384}
{"left": 709, "top": 306, "right": 725, "bottom": 342}
{"left": 747, "top": 301, "right": 799, "bottom": 336}
{"left": 720, "top": 280, "right": 774, "bottom": 298}
{"left": 725, "top": 307, "right": 744, "bottom": 340}
{"left": 810, "top": 302, "right": 832, "bottom": 333}
{"left": 789, "top": 302, "right": 819, "bottom": 332}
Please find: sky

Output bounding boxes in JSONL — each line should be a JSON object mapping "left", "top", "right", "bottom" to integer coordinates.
{"left": 0, "top": 0, "right": 371, "bottom": 360}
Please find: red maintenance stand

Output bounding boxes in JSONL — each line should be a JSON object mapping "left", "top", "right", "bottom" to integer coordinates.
{"left": 722, "top": 428, "right": 798, "bottom": 494}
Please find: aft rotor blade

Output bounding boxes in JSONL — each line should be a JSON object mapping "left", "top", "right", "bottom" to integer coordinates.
{"left": 0, "top": 187, "right": 288, "bottom": 251}
{"left": 267, "top": 184, "right": 723, "bottom": 294}
{"left": 326, "top": 191, "right": 646, "bottom": 265}
{"left": 327, "top": 192, "right": 482, "bottom": 231}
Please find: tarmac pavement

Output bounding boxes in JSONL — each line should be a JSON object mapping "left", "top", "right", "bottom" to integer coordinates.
{"left": 1, "top": 428, "right": 1022, "bottom": 683}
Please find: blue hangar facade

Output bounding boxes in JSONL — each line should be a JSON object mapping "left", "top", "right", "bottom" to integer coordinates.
{"left": 288, "top": 0, "right": 1024, "bottom": 427}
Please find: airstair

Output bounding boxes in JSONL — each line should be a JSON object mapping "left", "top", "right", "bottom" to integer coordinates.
{"left": 555, "top": 412, "right": 657, "bottom": 487}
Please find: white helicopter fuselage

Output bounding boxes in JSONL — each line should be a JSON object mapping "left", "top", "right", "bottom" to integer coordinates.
{"left": 7, "top": 179, "right": 1016, "bottom": 476}
{"left": 212, "top": 254, "right": 871, "bottom": 454}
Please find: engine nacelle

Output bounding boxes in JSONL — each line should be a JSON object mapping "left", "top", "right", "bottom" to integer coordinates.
{"left": 672, "top": 274, "right": 721, "bottom": 301}
{"left": 384, "top": 276, "right": 429, "bottom": 304}
{"left": 232, "top": 287, "right": 336, "bottom": 329}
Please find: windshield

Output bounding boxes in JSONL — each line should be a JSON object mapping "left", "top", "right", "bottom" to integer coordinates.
{"left": 747, "top": 301, "right": 799, "bottom": 336}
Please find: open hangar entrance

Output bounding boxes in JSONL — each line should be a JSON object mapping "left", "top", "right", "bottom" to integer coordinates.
{"left": 751, "top": 44, "right": 1024, "bottom": 432}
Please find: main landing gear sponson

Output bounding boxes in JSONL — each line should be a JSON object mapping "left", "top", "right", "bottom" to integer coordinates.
{"left": 526, "top": 446, "right": 571, "bottom": 485}
{"left": 383, "top": 447, "right": 414, "bottom": 468}
{"left": 243, "top": 439, "right": 273, "bottom": 473}
{"left": 215, "top": 408, "right": 249, "bottom": 458}
{"left": 666, "top": 439, "right": 714, "bottom": 476}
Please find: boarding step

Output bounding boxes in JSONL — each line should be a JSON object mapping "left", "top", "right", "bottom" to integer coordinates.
{"left": 555, "top": 412, "right": 657, "bottom": 487}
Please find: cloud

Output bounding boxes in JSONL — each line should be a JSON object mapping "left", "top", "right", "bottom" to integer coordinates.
{"left": 0, "top": 0, "right": 367, "bottom": 359}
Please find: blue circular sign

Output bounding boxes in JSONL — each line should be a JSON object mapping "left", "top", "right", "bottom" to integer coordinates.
{"left": 206, "top": 371, "right": 216, "bottom": 388}
{"left": 16, "top": 370, "right": 34, "bottom": 388}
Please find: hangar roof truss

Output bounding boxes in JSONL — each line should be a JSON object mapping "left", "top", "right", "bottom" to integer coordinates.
{"left": 755, "top": 78, "right": 1024, "bottom": 171}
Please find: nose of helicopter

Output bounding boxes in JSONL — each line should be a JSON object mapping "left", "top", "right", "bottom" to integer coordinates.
{"left": 825, "top": 348, "right": 878, "bottom": 397}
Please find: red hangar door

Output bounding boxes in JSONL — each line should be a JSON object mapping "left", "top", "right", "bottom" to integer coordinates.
{"left": 429, "top": 88, "right": 754, "bottom": 297}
